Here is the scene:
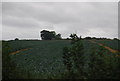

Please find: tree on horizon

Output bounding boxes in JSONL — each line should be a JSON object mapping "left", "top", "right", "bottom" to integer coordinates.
{"left": 40, "top": 30, "right": 62, "bottom": 40}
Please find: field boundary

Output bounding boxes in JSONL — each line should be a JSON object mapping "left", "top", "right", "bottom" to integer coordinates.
{"left": 10, "top": 48, "right": 32, "bottom": 55}
{"left": 89, "top": 40, "right": 120, "bottom": 55}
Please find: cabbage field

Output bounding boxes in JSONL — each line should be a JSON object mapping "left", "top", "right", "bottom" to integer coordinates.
{"left": 2, "top": 40, "right": 120, "bottom": 79}
{"left": 95, "top": 40, "right": 120, "bottom": 50}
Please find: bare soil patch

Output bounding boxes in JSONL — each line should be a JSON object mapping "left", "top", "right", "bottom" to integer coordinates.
{"left": 89, "top": 40, "right": 119, "bottom": 54}
{"left": 10, "top": 48, "right": 32, "bottom": 55}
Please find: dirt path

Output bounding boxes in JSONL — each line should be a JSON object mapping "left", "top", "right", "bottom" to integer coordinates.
{"left": 10, "top": 48, "right": 32, "bottom": 55}
{"left": 89, "top": 40, "right": 120, "bottom": 54}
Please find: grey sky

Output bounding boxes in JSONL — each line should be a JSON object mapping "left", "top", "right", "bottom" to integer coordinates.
{"left": 2, "top": 2, "right": 118, "bottom": 40}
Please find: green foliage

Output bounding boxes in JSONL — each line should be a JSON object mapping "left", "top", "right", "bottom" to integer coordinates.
{"left": 15, "top": 38, "right": 19, "bottom": 40}
{"left": 63, "top": 47, "right": 72, "bottom": 73}
{"left": 40, "top": 30, "right": 62, "bottom": 40}
{"left": 71, "top": 41, "right": 85, "bottom": 74}
{"left": 63, "top": 34, "right": 85, "bottom": 79}
{"left": 4, "top": 39, "right": 120, "bottom": 79}
{"left": 8, "top": 40, "right": 71, "bottom": 79}
{"left": 40, "top": 30, "right": 56, "bottom": 40}
{"left": 113, "top": 38, "right": 119, "bottom": 40}
{"left": 63, "top": 39, "right": 120, "bottom": 79}
{"left": 2, "top": 41, "right": 16, "bottom": 79}
{"left": 2, "top": 41, "right": 39, "bottom": 79}
{"left": 55, "top": 33, "right": 62, "bottom": 40}
{"left": 88, "top": 46, "right": 120, "bottom": 79}
{"left": 84, "top": 37, "right": 92, "bottom": 40}
{"left": 69, "top": 34, "right": 80, "bottom": 44}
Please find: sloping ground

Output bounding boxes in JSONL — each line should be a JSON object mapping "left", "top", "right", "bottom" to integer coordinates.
{"left": 9, "top": 40, "right": 71, "bottom": 79}
{"left": 4, "top": 40, "right": 120, "bottom": 79}
{"left": 90, "top": 40, "right": 120, "bottom": 56}
{"left": 95, "top": 40, "right": 119, "bottom": 50}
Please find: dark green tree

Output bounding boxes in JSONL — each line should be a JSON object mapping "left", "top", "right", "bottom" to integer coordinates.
{"left": 15, "top": 38, "right": 19, "bottom": 40}
{"left": 40, "top": 30, "right": 62, "bottom": 40}
{"left": 55, "top": 34, "right": 62, "bottom": 40}
{"left": 69, "top": 34, "right": 79, "bottom": 44}
{"left": 62, "top": 34, "right": 85, "bottom": 79}
{"left": 63, "top": 47, "right": 72, "bottom": 73}
{"left": 71, "top": 41, "right": 85, "bottom": 75}
{"left": 40, "top": 30, "right": 56, "bottom": 40}
{"left": 84, "top": 37, "right": 91, "bottom": 40}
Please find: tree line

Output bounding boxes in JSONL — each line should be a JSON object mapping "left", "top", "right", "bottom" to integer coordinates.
{"left": 40, "top": 30, "right": 119, "bottom": 40}
{"left": 13, "top": 30, "right": 119, "bottom": 41}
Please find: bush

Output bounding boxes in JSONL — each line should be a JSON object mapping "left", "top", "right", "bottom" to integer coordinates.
{"left": 62, "top": 40, "right": 85, "bottom": 79}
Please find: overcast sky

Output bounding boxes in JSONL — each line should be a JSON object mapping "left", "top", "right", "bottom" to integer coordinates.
{"left": 2, "top": 2, "right": 118, "bottom": 40}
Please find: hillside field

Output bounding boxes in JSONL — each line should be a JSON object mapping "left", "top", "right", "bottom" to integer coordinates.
{"left": 2, "top": 40, "right": 120, "bottom": 79}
